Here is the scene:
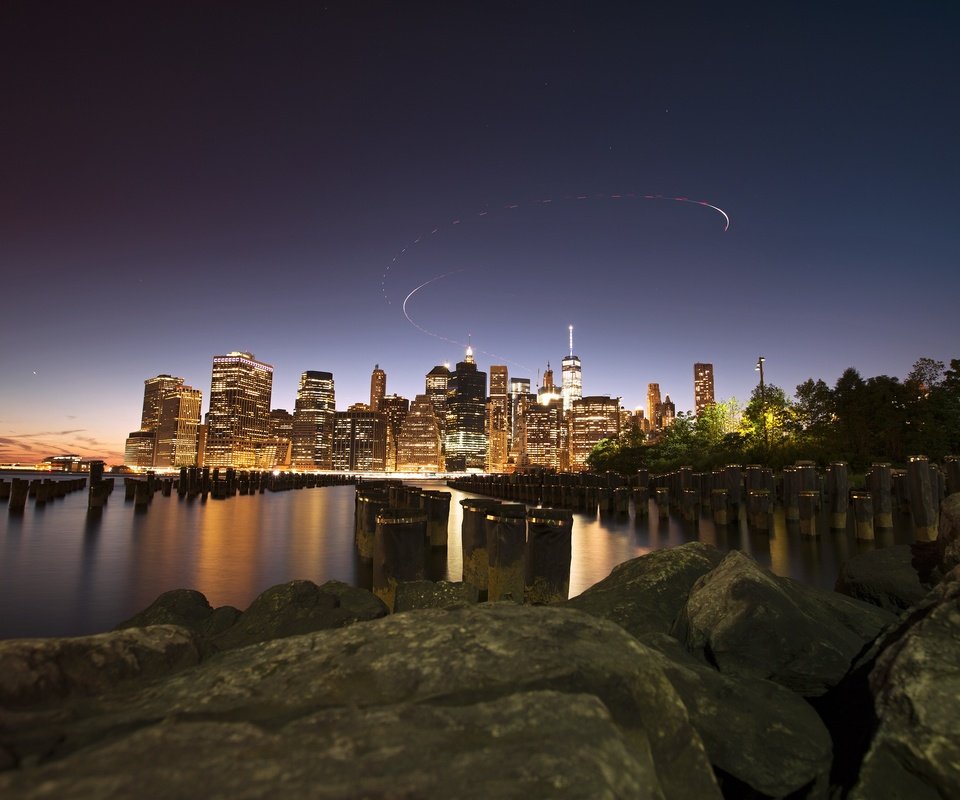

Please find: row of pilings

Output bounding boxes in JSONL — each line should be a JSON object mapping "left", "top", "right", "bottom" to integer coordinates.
{"left": 449, "top": 455, "right": 959, "bottom": 542}
{"left": 2, "top": 475, "right": 92, "bottom": 514}
{"left": 354, "top": 480, "right": 573, "bottom": 611}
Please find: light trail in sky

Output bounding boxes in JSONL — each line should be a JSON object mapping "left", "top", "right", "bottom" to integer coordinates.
{"left": 384, "top": 191, "right": 731, "bottom": 369}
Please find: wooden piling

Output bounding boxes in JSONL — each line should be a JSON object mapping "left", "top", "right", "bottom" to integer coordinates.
{"left": 907, "top": 456, "right": 938, "bottom": 542}
{"left": 525, "top": 508, "right": 573, "bottom": 604}
{"left": 373, "top": 508, "right": 427, "bottom": 612}
{"left": 799, "top": 491, "right": 819, "bottom": 537}
{"left": 486, "top": 503, "right": 527, "bottom": 603}
{"left": 868, "top": 463, "right": 894, "bottom": 528}
{"left": 852, "top": 491, "right": 874, "bottom": 541}
{"left": 828, "top": 461, "right": 849, "bottom": 529}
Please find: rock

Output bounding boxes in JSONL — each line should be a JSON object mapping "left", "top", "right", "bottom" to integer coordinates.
{"left": 835, "top": 544, "right": 929, "bottom": 613}
{"left": 209, "top": 580, "right": 387, "bottom": 652}
{"left": 565, "top": 542, "right": 725, "bottom": 640}
{"left": 673, "top": 551, "right": 895, "bottom": 697}
{"left": 850, "top": 575, "right": 960, "bottom": 799}
{"left": 936, "top": 492, "right": 960, "bottom": 573}
{"left": 643, "top": 632, "right": 832, "bottom": 799}
{"left": 394, "top": 580, "right": 479, "bottom": 611}
{"left": 0, "top": 626, "right": 200, "bottom": 709}
{"left": 0, "top": 605, "right": 721, "bottom": 799}
{"left": 114, "top": 589, "right": 241, "bottom": 639}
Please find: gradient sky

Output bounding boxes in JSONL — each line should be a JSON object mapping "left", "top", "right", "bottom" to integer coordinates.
{"left": 2, "top": 1, "right": 958, "bottom": 464}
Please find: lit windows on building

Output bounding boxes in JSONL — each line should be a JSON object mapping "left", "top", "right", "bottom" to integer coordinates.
{"left": 444, "top": 347, "right": 487, "bottom": 470}
{"left": 647, "top": 383, "right": 662, "bottom": 431}
{"left": 155, "top": 385, "right": 202, "bottom": 468}
{"left": 524, "top": 398, "right": 564, "bottom": 470}
{"left": 570, "top": 395, "right": 620, "bottom": 471}
{"left": 694, "top": 362, "right": 716, "bottom": 415}
{"left": 291, "top": 371, "right": 336, "bottom": 470}
{"left": 397, "top": 394, "right": 442, "bottom": 472}
{"left": 333, "top": 410, "right": 387, "bottom": 472}
{"left": 369, "top": 365, "right": 387, "bottom": 411}
{"left": 205, "top": 352, "right": 274, "bottom": 468}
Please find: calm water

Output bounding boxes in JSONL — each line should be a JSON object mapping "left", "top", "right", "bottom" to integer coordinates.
{"left": 0, "top": 477, "right": 913, "bottom": 639}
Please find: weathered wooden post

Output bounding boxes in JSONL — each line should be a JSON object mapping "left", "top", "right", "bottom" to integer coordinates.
{"left": 8, "top": 478, "right": 29, "bottom": 513}
{"left": 944, "top": 456, "right": 960, "bottom": 496}
{"left": 655, "top": 487, "right": 670, "bottom": 519}
{"left": 783, "top": 467, "right": 800, "bottom": 521}
{"left": 355, "top": 491, "right": 388, "bottom": 560}
{"left": 799, "top": 491, "right": 819, "bottom": 537}
{"left": 681, "top": 488, "right": 699, "bottom": 522}
{"left": 486, "top": 503, "right": 527, "bottom": 603}
{"left": 907, "top": 456, "right": 938, "bottom": 542}
{"left": 867, "top": 463, "right": 894, "bottom": 528}
{"left": 134, "top": 479, "right": 151, "bottom": 511}
{"left": 827, "top": 461, "right": 849, "bottom": 529}
{"left": 525, "top": 507, "right": 573, "bottom": 604}
{"left": 0, "top": 480, "right": 9, "bottom": 501}
{"left": 460, "top": 498, "right": 501, "bottom": 599}
{"left": 419, "top": 490, "right": 451, "bottom": 549}
{"left": 725, "top": 465, "right": 743, "bottom": 521}
{"left": 373, "top": 508, "right": 427, "bottom": 612}
{"left": 852, "top": 491, "right": 875, "bottom": 541}
{"left": 747, "top": 489, "right": 772, "bottom": 532}
{"left": 613, "top": 487, "right": 630, "bottom": 517}
{"left": 711, "top": 488, "right": 729, "bottom": 526}
{"left": 632, "top": 486, "right": 649, "bottom": 517}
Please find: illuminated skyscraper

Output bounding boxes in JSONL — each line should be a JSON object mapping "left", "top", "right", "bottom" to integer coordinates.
{"left": 205, "top": 352, "right": 274, "bottom": 468}
{"left": 291, "top": 370, "right": 336, "bottom": 469}
{"left": 487, "top": 365, "right": 509, "bottom": 472}
{"left": 524, "top": 397, "right": 563, "bottom": 470}
{"left": 380, "top": 394, "right": 409, "bottom": 472}
{"left": 425, "top": 364, "right": 451, "bottom": 438}
{"left": 694, "top": 362, "right": 715, "bottom": 415}
{"left": 266, "top": 409, "right": 293, "bottom": 468}
{"left": 369, "top": 365, "right": 386, "bottom": 411}
{"left": 155, "top": 385, "right": 202, "bottom": 468}
{"left": 561, "top": 325, "right": 582, "bottom": 413}
{"left": 397, "top": 394, "right": 443, "bottom": 472}
{"left": 333, "top": 407, "right": 387, "bottom": 471}
{"left": 445, "top": 346, "right": 487, "bottom": 470}
{"left": 508, "top": 376, "right": 531, "bottom": 459}
{"left": 538, "top": 363, "right": 562, "bottom": 406}
{"left": 647, "top": 383, "right": 662, "bottom": 431}
{"left": 123, "top": 431, "right": 156, "bottom": 469}
{"left": 570, "top": 396, "right": 620, "bottom": 471}
{"left": 140, "top": 375, "right": 184, "bottom": 431}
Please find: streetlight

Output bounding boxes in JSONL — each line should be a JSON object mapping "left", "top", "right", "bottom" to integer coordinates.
{"left": 755, "top": 356, "right": 768, "bottom": 450}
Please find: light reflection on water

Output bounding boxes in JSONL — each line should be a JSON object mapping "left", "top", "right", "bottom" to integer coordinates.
{"left": 0, "top": 478, "right": 913, "bottom": 639}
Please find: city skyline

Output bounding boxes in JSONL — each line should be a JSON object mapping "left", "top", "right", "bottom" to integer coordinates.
{"left": 2, "top": 3, "right": 957, "bottom": 464}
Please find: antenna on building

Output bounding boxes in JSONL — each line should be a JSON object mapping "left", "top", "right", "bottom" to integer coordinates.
{"left": 569, "top": 325, "right": 574, "bottom": 357}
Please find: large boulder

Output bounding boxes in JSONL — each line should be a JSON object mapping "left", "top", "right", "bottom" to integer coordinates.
{"left": 644, "top": 632, "right": 832, "bottom": 799}
{"left": 835, "top": 544, "right": 929, "bottom": 613}
{"left": 0, "top": 604, "right": 721, "bottom": 800}
{"left": 208, "top": 579, "right": 387, "bottom": 652}
{"left": 673, "top": 551, "right": 895, "bottom": 697}
{"left": 850, "top": 569, "right": 960, "bottom": 799}
{"left": 936, "top": 492, "right": 960, "bottom": 573}
{"left": 394, "top": 580, "right": 479, "bottom": 611}
{"left": 565, "top": 542, "right": 725, "bottom": 640}
{"left": 0, "top": 626, "right": 200, "bottom": 709}
{"left": 114, "top": 589, "right": 241, "bottom": 639}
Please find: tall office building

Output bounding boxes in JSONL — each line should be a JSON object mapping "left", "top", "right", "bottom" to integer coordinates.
{"left": 333, "top": 407, "right": 387, "bottom": 472}
{"left": 425, "top": 364, "right": 450, "bottom": 416}
{"left": 570, "top": 396, "right": 620, "bottom": 471}
{"left": 123, "top": 431, "right": 156, "bottom": 469}
{"left": 205, "top": 352, "right": 274, "bottom": 468}
{"left": 140, "top": 375, "right": 184, "bottom": 431}
{"left": 266, "top": 409, "right": 294, "bottom": 468}
{"left": 647, "top": 383, "right": 662, "bottom": 431}
{"left": 508, "top": 376, "right": 531, "bottom": 458}
{"left": 538, "top": 363, "right": 562, "bottom": 406}
{"left": 486, "top": 365, "right": 509, "bottom": 472}
{"left": 397, "top": 395, "right": 443, "bottom": 472}
{"left": 524, "top": 397, "right": 564, "bottom": 470}
{"left": 291, "top": 370, "right": 336, "bottom": 469}
{"left": 561, "top": 325, "right": 582, "bottom": 413}
{"left": 380, "top": 394, "right": 409, "bottom": 472}
{"left": 369, "top": 365, "right": 387, "bottom": 411}
{"left": 694, "top": 363, "right": 716, "bottom": 415}
{"left": 155, "top": 385, "right": 202, "bottom": 468}
{"left": 444, "top": 346, "right": 487, "bottom": 470}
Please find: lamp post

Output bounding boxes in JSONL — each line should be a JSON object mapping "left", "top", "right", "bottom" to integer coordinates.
{"left": 755, "top": 356, "right": 768, "bottom": 450}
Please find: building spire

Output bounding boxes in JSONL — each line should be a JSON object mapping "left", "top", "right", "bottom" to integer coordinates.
{"left": 569, "top": 324, "right": 574, "bottom": 357}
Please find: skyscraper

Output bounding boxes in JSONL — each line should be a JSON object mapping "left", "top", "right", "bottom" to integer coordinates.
{"left": 425, "top": 364, "right": 451, "bottom": 440}
{"left": 333, "top": 407, "right": 387, "bottom": 471}
{"left": 647, "top": 383, "right": 662, "bottom": 431}
{"left": 155, "top": 385, "right": 202, "bottom": 468}
{"left": 661, "top": 395, "right": 676, "bottom": 428}
{"left": 205, "top": 352, "right": 274, "bottom": 468}
{"left": 140, "top": 375, "right": 184, "bottom": 431}
{"left": 380, "top": 394, "right": 409, "bottom": 472}
{"left": 444, "top": 346, "right": 487, "bottom": 470}
{"left": 524, "top": 397, "right": 563, "bottom": 470}
{"left": 508, "top": 376, "right": 531, "bottom": 460}
{"left": 694, "top": 362, "right": 716, "bottom": 415}
{"left": 126, "top": 373, "right": 194, "bottom": 469}
{"left": 397, "top": 395, "right": 442, "bottom": 473}
{"left": 570, "top": 396, "right": 620, "bottom": 471}
{"left": 369, "top": 364, "right": 386, "bottom": 412}
{"left": 291, "top": 370, "right": 336, "bottom": 470}
{"left": 267, "top": 409, "right": 294, "bottom": 468}
{"left": 561, "top": 325, "right": 582, "bottom": 413}
{"left": 487, "top": 365, "right": 509, "bottom": 472}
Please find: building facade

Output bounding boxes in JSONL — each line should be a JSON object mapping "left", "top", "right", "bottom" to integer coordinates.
{"left": 561, "top": 325, "right": 582, "bottom": 413}
{"left": 154, "top": 385, "right": 202, "bottom": 468}
{"left": 486, "top": 365, "right": 509, "bottom": 472}
{"left": 204, "top": 352, "right": 274, "bottom": 468}
{"left": 396, "top": 394, "right": 443, "bottom": 472}
{"left": 380, "top": 394, "right": 410, "bottom": 472}
{"left": 291, "top": 370, "right": 336, "bottom": 469}
{"left": 369, "top": 365, "right": 386, "bottom": 411}
{"left": 646, "top": 382, "right": 662, "bottom": 432}
{"left": 444, "top": 347, "right": 487, "bottom": 470}
{"left": 524, "top": 398, "right": 564, "bottom": 470}
{"left": 694, "top": 362, "right": 715, "bottom": 415}
{"left": 569, "top": 395, "right": 620, "bottom": 471}
{"left": 333, "top": 408, "right": 387, "bottom": 472}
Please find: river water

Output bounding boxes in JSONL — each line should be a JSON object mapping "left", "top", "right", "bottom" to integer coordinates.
{"left": 0, "top": 477, "right": 914, "bottom": 639}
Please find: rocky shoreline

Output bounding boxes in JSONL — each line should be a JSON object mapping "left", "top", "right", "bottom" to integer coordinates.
{"left": 1, "top": 493, "right": 958, "bottom": 799}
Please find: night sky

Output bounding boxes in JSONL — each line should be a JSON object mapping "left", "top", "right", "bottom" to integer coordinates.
{"left": 2, "top": 1, "right": 958, "bottom": 464}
